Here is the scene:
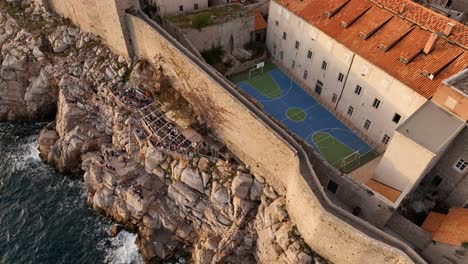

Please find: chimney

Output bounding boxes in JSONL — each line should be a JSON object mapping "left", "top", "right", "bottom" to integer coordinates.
{"left": 423, "top": 33, "right": 439, "bottom": 54}
{"left": 399, "top": 4, "right": 406, "bottom": 14}
{"left": 443, "top": 22, "right": 455, "bottom": 36}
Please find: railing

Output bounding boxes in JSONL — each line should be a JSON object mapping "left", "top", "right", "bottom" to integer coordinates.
{"left": 131, "top": 10, "right": 427, "bottom": 264}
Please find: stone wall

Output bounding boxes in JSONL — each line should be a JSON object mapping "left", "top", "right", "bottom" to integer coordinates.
{"left": 429, "top": 128, "right": 468, "bottom": 207}
{"left": 386, "top": 214, "right": 432, "bottom": 251}
{"left": 37, "top": 0, "right": 136, "bottom": 56}
{"left": 304, "top": 141, "right": 395, "bottom": 228}
{"left": 184, "top": 15, "right": 254, "bottom": 53}
{"left": 125, "top": 13, "right": 415, "bottom": 264}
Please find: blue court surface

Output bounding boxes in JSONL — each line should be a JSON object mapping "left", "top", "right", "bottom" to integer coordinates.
{"left": 232, "top": 65, "right": 379, "bottom": 172}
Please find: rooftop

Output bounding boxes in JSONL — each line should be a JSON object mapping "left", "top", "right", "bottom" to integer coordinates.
{"left": 166, "top": 4, "right": 249, "bottom": 29}
{"left": 252, "top": 10, "right": 267, "bottom": 31}
{"left": 422, "top": 208, "right": 468, "bottom": 246}
{"left": 444, "top": 68, "right": 468, "bottom": 95}
{"left": 274, "top": 0, "right": 468, "bottom": 99}
{"left": 397, "top": 101, "right": 465, "bottom": 153}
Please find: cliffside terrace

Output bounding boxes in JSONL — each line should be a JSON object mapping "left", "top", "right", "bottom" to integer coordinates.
{"left": 130, "top": 101, "right": 203, "bottom": 158}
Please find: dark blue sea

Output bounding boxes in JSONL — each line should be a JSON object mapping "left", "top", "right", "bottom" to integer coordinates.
{"left": 0, "top": 123, "right": 143, "bottom": 264}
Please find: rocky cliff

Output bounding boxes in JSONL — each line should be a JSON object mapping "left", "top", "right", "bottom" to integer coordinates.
{"left": 1, "top": 1, "right": 326, "bottom": 263}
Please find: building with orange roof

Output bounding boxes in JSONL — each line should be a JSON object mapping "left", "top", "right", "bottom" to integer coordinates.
{"left": 146, "top": 0, "right": 209, "bottom": 17}
{"left": 252, "top": 10, "right": 267, "bottom": 41}
{"left": 266, "top": 0, "right": 468, "bottom": 207}
{"left": 267, "top": 0, "right": 467, "bottom": 148}
{"left": 422, "top": 208, "right": 468, "bottom": 246}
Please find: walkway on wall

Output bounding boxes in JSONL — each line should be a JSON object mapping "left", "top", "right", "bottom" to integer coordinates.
{"left": 133, "top": 10, "right": 427, "bottom": 264}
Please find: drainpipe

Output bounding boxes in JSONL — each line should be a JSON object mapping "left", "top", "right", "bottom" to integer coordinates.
{"left": 335, "top": 53, "right": 355, "bottom": 110}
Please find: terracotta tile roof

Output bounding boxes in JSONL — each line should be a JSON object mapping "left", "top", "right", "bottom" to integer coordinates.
{"left": 421, "top": 212, "right": 445, "bottom": 234}
{"left": 275, "top": 0, "right": 468, "bottom": 98}
{"left": 366, "top": 179, "right": 401, "bottom": 203}
{"left": 422, "top": 208, "right": 468, "bottom": 246}
{"left": 252, "top": 10, "right": 267, "bottom": 31}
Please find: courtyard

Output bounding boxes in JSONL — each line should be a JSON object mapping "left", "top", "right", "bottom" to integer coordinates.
{"left": 230, "top": 62, "right": 379, "bottom": 173}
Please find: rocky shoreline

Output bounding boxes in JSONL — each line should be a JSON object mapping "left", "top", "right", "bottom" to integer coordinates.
{"left": 1, "top": 1, "right": 326, "bottom": 263}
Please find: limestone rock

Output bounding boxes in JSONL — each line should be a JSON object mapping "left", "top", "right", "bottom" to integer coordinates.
{"left": 180, "top": 166, "right": 203, "bottom": 193}
{"left": 37, "top": 130, "right": 58, "bottom": 147}
{"left": 231, "top": 173, "right": 253, "bottom": 199}
{"left": 198, "top": 156, "right": 211, "bottom": 172}
{"left": 93, "top": 187, "right": 114, "bottom": 210}
{"left": 145, "top": 145, "right": 165, "bottom": 172}
{"left": 32, "top": 46, "right": 44, "bottom": 58}
{"left": 168, "top": 182, "right": 199, "bottom": 206}
{"left": 249, "top": 179, "right": 263, "bottom": 201}
{"left": 211, "top": 186, "right": 229, "bottom": 208}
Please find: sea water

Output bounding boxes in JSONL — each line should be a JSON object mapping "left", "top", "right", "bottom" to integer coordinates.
{"left": 0, "top": 123, "right": 143, "bottom": 264}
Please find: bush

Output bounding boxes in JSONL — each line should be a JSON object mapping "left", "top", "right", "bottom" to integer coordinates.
{"left": 462, "top": 241, "right": 468, "bottom": 248}
{"left": 243, "top": 40, "right": 266, "bottom": 57}
{"left": 192, "top": 13, "right": 210, "bottom": 29}
{"left": 201, "top": 46, "right": 224, "bottom": 65}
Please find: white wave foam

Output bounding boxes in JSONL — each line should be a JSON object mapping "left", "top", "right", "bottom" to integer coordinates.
{"left": 25, "top": 141, "right": 40, "bottom": 161}
{"left": 103, "top": 231, "right": 143, "bottom": 264}
{"left": 10, "top": 140, "right": 40, "bottom": 171}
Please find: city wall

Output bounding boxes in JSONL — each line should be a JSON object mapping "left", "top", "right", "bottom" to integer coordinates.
{"left": 36, "top": 0, "right": 424, "bottom": 263}
{"left": 127, "top": 14, "right": 416, "bottom": 264}
{"left": 33, "top": 0, "right": 134, "bottom": 56}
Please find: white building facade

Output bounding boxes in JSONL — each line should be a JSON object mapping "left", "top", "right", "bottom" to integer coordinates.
{"left": 266, "top": 0, "right": 427, "bottom": 148}
{"left": 150, "top": 0, "right": 208, "bottom": 16}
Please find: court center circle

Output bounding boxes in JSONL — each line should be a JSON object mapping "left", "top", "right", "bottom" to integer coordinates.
{"left": 286, "top": 107, "right": 306, "bottom": 121}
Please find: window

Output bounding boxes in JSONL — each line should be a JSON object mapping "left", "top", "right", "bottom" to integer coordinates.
{"left": 307, "top": 50, "right": 313, "bottom": 59}
{"left": 275, "top": 20, "right": 279, "bottom": 26}
{"left": 327, "top": 180, "right": 339, "bottom": 194}
{"left": 372, "top": 98, "right": 381, "bottom": 109}
{"left": 291, "top": 60, "right": 296, "bottom": 69}
{"left": 382, "top": 134, "right": 390, "bottom": 145}
{"left": 454, "top": 158, "right": 468, "bottom": 173}
{"left": 338, "top": 73, "right": 344, "bottom": 82}
{"left": 280, "top": 51, "right": 284, "bottom": 60}
{"left": 194, "top": 3, "right": 198, "bottom": 9}
{"left": 315, "top": 80, "right": 323, "bottom": 95}
{"left": 354, "top": 85, "right": 362, "bottom": 95}
{"left": 392, "top": 113, "right": 401, "bottom": 124}
{"left": 363, "top": 119, "right": 372, "bottom": 131}
{"left": 283, "top": 32, "right": 287, "bottom": 40}
{"left": 321, "top": 61, "right": 327, "bottom": 70}
{"left": 332, "top": 93, "right": 338, "bottom": 103}
{"left": 430, "top": 175, "right": 443, "bottom": 187}
{"left": 295, "top": 41, "right": 300, "bottom": 49}
{"left": 347, "top": 106, "right": 354, "bottom": 116}
{"left": 303, "top": 70, "right": 308, "bottom": 80}
{"left": 179, "top": 5, "right": 183, "bottom": 11}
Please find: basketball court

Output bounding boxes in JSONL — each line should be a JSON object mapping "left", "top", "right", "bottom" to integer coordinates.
{"left": 230, "top": 62, "right": 379, "bottom": 173}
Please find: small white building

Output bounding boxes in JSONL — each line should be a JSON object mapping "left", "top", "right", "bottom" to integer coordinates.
{"left": 147, "top": 0, "right": 208, "bottom": 16}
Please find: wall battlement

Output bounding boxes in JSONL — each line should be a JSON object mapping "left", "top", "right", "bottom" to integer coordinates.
{"left": 35, "top": 0, "right": 426, "bottom": 263}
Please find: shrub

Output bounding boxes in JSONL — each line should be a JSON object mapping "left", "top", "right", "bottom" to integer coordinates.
{"left": 462, "top": 241, "right": 468, "bottom": 248}
{"left": 243, "top": 40, "right": 266, "bottom": 57}
{"left": 201, "top": 46, "right": 224, "bottom": 65}
{"left": 192, "top": 13, "right": 210, "bottom": 29}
